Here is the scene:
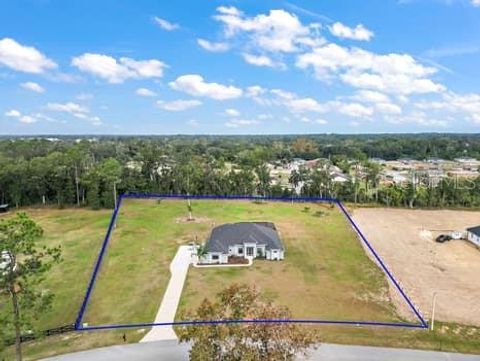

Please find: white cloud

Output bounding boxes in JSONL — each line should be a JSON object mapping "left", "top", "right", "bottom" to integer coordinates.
{"left": 271, "top": 89, "right": 325, "bottom": 113}
{"left": 45, "top": 102, "right": 103, "bottom": 125}
{"left": 225, "top": 108, "right": 240, "bottom": 117}
{"left": 46, "top": 102, "right": 89, "bottom": 114}
{"left": 300, "top": 116, "right": 328, "bottom": 124}
{"left": 72, "top": 53, "right": 166, "bottom": 83}
{"left": 156, "top": 99, "right": 202, "bottom": 111}
{"left": 136, "top": 88, "right": 157, "bottom": 97}
{"left": 353, "top": 90, "right": 390, "bottom": 103}
{"left": 271, "top": 88, "right": 296, "bottom": 100}
{"left": 473, "top": 0, "right": 480, "bottom": 6}
{"left": 4, "top": 109, "right": 38, "bottom": 124}
{"left": 197, "top": 39, "right": 230, "bottom": 52}
{"left": 214, "top": 6, "right": 321, "bottom": 53}
{"left": 19, "top": 115, "right": 37, "bottom": 124}
{"left": 386, "top": 111, "right": 448, "bottom": 128}
{"left": 329, "top": 22, "right": 374, "bottom": 41}
{"left": 242, "top": 53, "right": 286, "bottom": 69}
{"left": 245, "top": 85, "right": 270, "bottom": 105}
{"left": 375, "top": 102, "right": 402, "bottom": 114}
{"left": 153, "top": 16, "right": 179, "bottom": 31}
{"left": 335, "top": 102, "right": 374, "bottom": 117}
{"left": 20, "top": 81, "right": 45, "bottom": 93}
{"left": 187, "top": 119, "right": 199, "bottom": 127}
{"left": 169, "top": 74, "right": 243, "bottom": 100}
{"left": 225, "top": 119, "right": 259, "bottom": 128}
{"left": 33, "top": 113, "right": 62, "bottom": 123}
{"left": 415, "top": 91, "right": 480, "bottom": 124}
{"left": 296, "top": 43, "right": 445, "bottom": 95}
{"left": 89, "top": 116, "right": 102, "bottom": 126}
{"left": 0, "top": 38, "right": 57, "bottom": 73}
{"left": 246, "top": 85, "right": 267, "bottom": 97}
{"left": 287, "top": 97, "right": 325, "bottom": 113}
{"left": 5, "top": 109, "right": 21, "bottom": 117}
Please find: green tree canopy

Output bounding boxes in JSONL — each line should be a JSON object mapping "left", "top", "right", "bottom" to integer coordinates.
{"left": 178, "top": 284, "right": 317, "bottom": 361}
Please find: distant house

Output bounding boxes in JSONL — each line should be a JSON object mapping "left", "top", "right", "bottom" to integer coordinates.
{"left": 466, "top": 226, "right": 480, "bottom": 247}
{"left": 201, "top": 222, "right": 285, "bottom": 264}
{"left": 0, "top": 204, "right": 9, "bottom": 213}
{"left": 331, "top": 172, "right": 349, "bottom": 183}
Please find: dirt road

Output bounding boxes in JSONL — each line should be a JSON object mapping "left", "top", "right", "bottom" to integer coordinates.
{"left": 353, "top": 208, "right": 480, "bottom": 326}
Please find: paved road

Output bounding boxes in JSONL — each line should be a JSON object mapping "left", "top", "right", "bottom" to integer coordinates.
{"left": 44, "top": 341, "right": 480, "bottom": 361}
{"left": 140, "top": 245, "right": 193, "bottom": 343}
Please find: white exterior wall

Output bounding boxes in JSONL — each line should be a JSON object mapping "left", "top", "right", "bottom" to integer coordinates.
{"left": 467, "top": 232, "right": 480, "bottom": 247}
{"left": 203, "top": 252, "right": 229, "bottom": 264}
{"left": 228, "top": 244, "right": 245, "bottom": 257}
{"left": 204, "top": 243, "right": 285, "bottom": 264}
{"left": 266, "top": 249, "right": 284, "bottom": 260}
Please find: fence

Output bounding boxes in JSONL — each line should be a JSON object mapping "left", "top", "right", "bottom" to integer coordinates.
{"left": 3, "top": 324, "right": 75, "bottom": 346}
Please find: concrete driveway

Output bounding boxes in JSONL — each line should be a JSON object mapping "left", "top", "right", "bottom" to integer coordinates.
{"left": 43, "top": 341, "right": 480, "bottom": 361}
{"left": 140, "top": 245, "right": 193, "bottom": 342}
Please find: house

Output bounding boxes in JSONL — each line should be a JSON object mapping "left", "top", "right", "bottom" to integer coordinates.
{"left": 201, "top": 222, "right": 285, "bottom": 264}
{"left": 466, "top": 226, "right": 480, "bottom": 248}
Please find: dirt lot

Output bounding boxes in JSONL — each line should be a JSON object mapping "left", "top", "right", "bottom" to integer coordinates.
{"left": 353, "top": 208, "right": 480, "bottom": 326}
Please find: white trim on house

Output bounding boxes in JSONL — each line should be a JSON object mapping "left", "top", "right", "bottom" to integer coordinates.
{"left": 201, "top": 244, "right": 284, "bottom": 264}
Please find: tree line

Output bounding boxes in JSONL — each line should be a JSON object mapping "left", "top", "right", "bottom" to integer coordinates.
{"left": 1, "top": 135, "right": 480, "bottom": 209}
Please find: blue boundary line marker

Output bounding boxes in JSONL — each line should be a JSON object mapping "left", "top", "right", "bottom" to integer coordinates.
{"left": 75, "top": 193, "right": 428, "bottom": 331}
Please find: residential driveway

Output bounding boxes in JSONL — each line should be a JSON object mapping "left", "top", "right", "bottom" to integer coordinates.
{"left": 43, "top": 341, "right": 480, "bottom": 361}
{"left": 140, "top": 245, "right": 193, "bottom": 343}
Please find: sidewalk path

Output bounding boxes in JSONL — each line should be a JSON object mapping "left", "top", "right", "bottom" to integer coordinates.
{"left": 140, "top": 245, "right": 193, "bottom": 343}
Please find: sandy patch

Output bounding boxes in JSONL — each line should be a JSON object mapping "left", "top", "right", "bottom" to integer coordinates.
{"left": 175, "top": 216, "right": 212, "bottom": 224}
{"left": 353, "top": 207, "right": 480, "bottom": 326}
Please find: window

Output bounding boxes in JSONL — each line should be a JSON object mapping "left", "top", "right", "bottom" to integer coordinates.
{"left": 238, "top": 247, "right": 243, "bottom": 254}
{"left": 212, "top": 255, "right": 219, "bottom": 260}
{"left": 246, "top": 247, "right": 254, "bottom": 256}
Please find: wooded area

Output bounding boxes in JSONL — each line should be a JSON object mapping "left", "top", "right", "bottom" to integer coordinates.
{"left": 1, "top": 134, "right": 480, "bottom": 209}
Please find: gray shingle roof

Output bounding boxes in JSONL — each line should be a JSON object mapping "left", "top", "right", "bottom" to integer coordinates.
{"left": 467, "top": 226, "right": 480, "bottom": 237}
{"left": 205, "top": 222, "right": 284, "bottom": 253}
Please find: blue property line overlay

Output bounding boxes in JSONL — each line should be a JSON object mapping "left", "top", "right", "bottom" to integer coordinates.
{"left": 77, "top": 319, "right": 426, "bottom": 331}
{"left": 75, "top": 193, "right": 428, "bottom": 331}
{"left": 75, "top": 195, "right": 123, "bottom": 329}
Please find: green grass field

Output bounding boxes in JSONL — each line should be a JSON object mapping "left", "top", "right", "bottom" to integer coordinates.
{"left": 176, "top": 199, "right": 399, "bottom": 322}
{"left": 84, "top": 198, "right": 399, "bottom": 325}
{"left": 1, "top": 200, "right": 480, "bottom": 360}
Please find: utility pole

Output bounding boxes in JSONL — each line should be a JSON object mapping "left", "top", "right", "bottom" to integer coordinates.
{"left": 430, "top": 291, "right": 437, "bottom": 331}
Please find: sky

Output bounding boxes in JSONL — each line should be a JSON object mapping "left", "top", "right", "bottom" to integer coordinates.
{"left": 1, "top": 0, "right": 480, "bottom": 135}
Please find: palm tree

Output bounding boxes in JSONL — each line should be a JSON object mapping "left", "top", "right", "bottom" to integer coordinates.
{"left": 289, "top": 169, "right": 301, "bottom": 195}
{"left": 255, "top": 165, "right": 271, "bottom": 197}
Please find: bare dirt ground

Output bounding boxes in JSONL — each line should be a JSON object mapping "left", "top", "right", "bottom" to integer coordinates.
{"left": 353, "top": 208, "right": 480, "bottom": 326}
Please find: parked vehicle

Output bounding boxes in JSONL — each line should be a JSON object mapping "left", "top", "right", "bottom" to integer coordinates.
{"left": 435, "top": 234, "right": 452, "bottom": 243}
{"left": 450, "top": 231, "right": 464, "bottom": 240}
